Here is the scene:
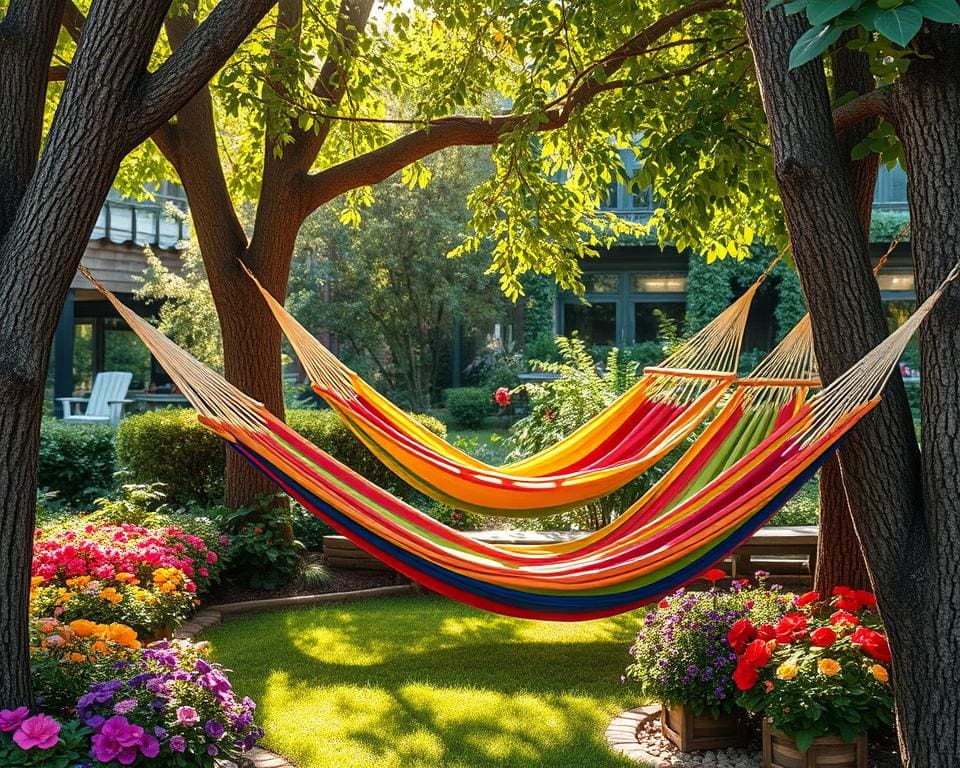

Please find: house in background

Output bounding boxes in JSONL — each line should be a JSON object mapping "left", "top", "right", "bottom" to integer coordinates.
{"left": 553, "top": 158, "right": 913, "bottom": 353}
{"left": 51, "top": 183, "right": 188, "bottom": 415}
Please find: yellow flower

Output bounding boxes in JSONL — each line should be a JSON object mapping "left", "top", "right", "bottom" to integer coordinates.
{"left": 818, "top": 658, "right": 841, "bottom": 677}
{"left": 870, "top": 664, "right": 889, "bottom": 683}
{"left": 31, "top": 576, "right": 45, "bottom": 589}
{"left": 776, "top": 661, "right": 798, "bottom": 681}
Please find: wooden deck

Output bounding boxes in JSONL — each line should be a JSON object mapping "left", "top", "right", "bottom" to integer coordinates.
{"left": 322, "top": 526, "right": 819, "bottom": 587}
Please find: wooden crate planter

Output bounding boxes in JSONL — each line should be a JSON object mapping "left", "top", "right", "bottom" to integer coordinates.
{"left": 660, "top": 704, "right": 748, "bottom": 752}
{"left": 762, "top": 720, "right": 867, "bottom": 768}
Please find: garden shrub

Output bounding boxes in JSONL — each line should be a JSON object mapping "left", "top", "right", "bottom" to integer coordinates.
{"left": 38, "top": 418, "right": 115, "bottom": 506}
{"left": 768, "top": 479, "right": 820, "bottom": 526}
{"left": 116, "top": 408, "right": 446, "bottom": 506}
{"left": 115, "top": 410, "right": 224, "bottom": 506}
{"left": 444, "top": 387, "right": 494, "bottom": 428}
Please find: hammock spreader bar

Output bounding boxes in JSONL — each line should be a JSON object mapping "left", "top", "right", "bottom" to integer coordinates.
{"left": 76, "top": 259, "right": 956, "bottom": 621}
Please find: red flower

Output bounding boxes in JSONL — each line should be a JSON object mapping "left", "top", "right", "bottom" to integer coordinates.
{"left": 704, "top": 568, "right": 726, "bottom": 582}
{"left": 832, "top": 585, "right": 871, "bottom": 613}
{"left": 830, "top": 609, "right": 861, "bottom": 627}
{"left": 743, "top": 638, "right": 773, "bottom": 668}
{"left": 851, "top": 626, "right": 891, "bottom": 663}
{"left": 795, "top": 591, "right": 820, "bottom": 608}
{"left": 756, "top": 624, "right": 777, "bottom": 641}
{"left": 494, "top": 387, "right": 512, "bottom": 407}
{"left": 657, "top": 598, "right": 670, "bottom": 609}
{"left": 775, "top": 613, "right": 808, "bottom": 644}
{"left": 727, "top": 618, "right": 756, "bottom": 655}
{"left": 810, "top": 627, "right": 837, "bottom": 648}
{"left": 733, "top": 659, "right": 761, "bottom": 691}
{"left": 855, "top": 590, "right": 878, "bottom": 610}
{"left": 544, "top": 407, "right": 555, "bottom": 422}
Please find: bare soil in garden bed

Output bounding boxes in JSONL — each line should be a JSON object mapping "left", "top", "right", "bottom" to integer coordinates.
{"left": 205, "top": 552, "right": 406, "bottom": 605}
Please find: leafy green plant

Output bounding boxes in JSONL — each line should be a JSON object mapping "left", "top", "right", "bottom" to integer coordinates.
{"left": 444, "top": 387, "right": 494, "bottom": 428}
{"left": 38, "top": 419, "right": 116, "bottom": 506}
{"left": 212, "top": 499, "right": 306, "bottom": 590}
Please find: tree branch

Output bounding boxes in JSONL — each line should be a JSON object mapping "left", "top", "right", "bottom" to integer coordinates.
{"left": 833, "top": 85, "right": 893, "bottom": 132}
{"left": 62, "top": 0, "right": 84, "bottom": 43}
{"left": 128, "top": 0, "right": 278, "bottom": 148}
{"left": 298, "top": 0, "right": 732, "bottom": 212}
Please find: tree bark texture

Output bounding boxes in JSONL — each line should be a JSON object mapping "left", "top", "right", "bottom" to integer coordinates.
{"left": 885, "top": 23, "right": 960, "bottom": 764}
{"left": 742, "top": 4, "right": 959, "bottom": 764}
{"left": 0, "top": 0, "right": 275, "bottom": 707}
{"left": 814, "top": 36, "right": 879, "bottom": 595}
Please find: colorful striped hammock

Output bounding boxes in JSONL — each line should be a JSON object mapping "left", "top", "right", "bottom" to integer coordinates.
{"left": 242, "top": 264, "right": 781, "bottom": 516}
{"left": 79, "top": 263, "right": 954, "bottom": 621}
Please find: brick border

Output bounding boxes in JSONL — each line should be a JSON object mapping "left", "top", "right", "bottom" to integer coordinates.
{"left": 604, "top": 705, "right": 671, "bottom": 766}
{"left": 182, "top": 585, "right": 418, "bottom": 768}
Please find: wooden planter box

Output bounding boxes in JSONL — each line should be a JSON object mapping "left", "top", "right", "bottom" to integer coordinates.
{"left": 660, "top": 703, "right": 748, "bottom": 752}
{"left": 763, "top": 720, "right": 867, "bottom": 768}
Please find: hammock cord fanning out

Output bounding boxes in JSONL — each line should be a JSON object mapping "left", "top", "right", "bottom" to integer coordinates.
{"left": 239, "top": 259, "right": 784, "bottom": 516}
{"left": 77, "top": 261, "right": 957, "bottom": 621}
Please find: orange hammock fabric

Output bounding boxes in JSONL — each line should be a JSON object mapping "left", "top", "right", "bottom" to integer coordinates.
{"left": 77, "top": 262, "right": 954, "bottom": 620}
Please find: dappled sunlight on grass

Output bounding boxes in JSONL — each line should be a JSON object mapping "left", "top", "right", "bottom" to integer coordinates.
{"left": 207, "top": 595, "right": 646, "bottom": 768}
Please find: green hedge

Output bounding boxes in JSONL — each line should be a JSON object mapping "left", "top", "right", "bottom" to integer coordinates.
{"left": 115, "top": 408, "right": 446, "bottom": 507}
{"left": 444, "top": 387, "right": 494, "bottom": 428}
{"left": 38, "top": 419, "right": 116, "bottom": 505}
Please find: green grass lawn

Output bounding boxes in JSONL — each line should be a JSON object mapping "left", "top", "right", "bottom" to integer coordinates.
{"left": 207, "top": 595, "right": 644, "bottom": 768}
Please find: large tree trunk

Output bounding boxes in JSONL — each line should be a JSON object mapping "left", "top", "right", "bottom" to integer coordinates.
{"left": 884, "top": 24, "right": 960, "bottom": 763}
{"left": 740, "top": 3, "right": 960, "bottom": 764}
{"left": 814, "top": 37, "right": 879, "bottom": 594}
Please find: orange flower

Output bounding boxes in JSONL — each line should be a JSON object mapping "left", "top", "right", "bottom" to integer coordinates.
{"left": 69, "top": 619, "right": 98, "bottom": 638}
{"left": 68, "top": 652, "right": 87, "bottom": 663}
{"left": 870, "top": 664, "right": 889, "bottom": 683}
{"left": 91, "top": 640, "right": 109, "bottom": 654}
{"left": 107, "top": 623, "right": 140, "bottom": 649}
{"left": 99, "top": 587, "right": 123, "bottom": 605}
{"left": 114, "top": 572, "right": 138, "bottom": 584}
{"left": 818, "top": 658, "right": 841, "bottom": 677}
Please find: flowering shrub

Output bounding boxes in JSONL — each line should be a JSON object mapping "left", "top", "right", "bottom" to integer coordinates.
{"left": 31, "top": 617, "right": 142, "bottom": 713}
{"left": 31, "top": 522, "right": 227, "bottom": 636}
{"left": 732, "top": 586, "right": 894, "bottom": 750}
{"left": 625, "top": 573, "right": 789, "bottom": 717}
{"left": 3, "top": 638, "right": 262, "bottom": 767}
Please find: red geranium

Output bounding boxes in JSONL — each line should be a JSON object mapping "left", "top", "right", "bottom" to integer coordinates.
{"left": 705, "top": 568, "right": 726, "bottom": 582}
{"left": 810, "top": 627, "right": 837, "bottom": 648}
{"left": 775, "top": 613, "right": 808, "bottom": 644}
{"left": 851, "top": 626, "right": 892, "bottom": 663}
{"left": 494, "top": 387, "right": 512, "bottom": 407}
{"left": 830, "top": 609, "right": 861, "bottom": 627}
{"left": 727, "top": 618, "right": 756, "bottom": 655}
{"left": 795, "top": 591, "right": 820, "bottom": 608}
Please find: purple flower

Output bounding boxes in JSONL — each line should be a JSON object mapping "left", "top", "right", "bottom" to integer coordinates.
{"left": 85, "top": 715, "right": 105, "bottom": 730}
{"left": 154, "top": 726, "right": 168, "bottom": 740}
{"left": 207, "top": 744, "right": 219, "bottom": 756}
{"left": 12, "top": 714, "right": 60, "bottom": 750}
{"left": 169, "top": 735, "right": 187, "bottom": 752}
{"left": 176, "top": 706, "right": 199, "bottom": 726}
{"left": 205, "top": 720, "right": 226, "bottom": 740}
{"left": 90, "top": 716, "right": 146, "bottom": 765}
{"left": 140, "top": 733, "right": 161, "bottom": 758}
{"left": 113, "top": 699, "right": 138, "bottom": 715}
{"left": 0, "top": 707, "right": 30, "bottom": 733}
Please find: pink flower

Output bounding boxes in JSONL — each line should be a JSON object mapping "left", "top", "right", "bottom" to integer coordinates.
{"left": 0, "top": 707, "right": 30, "bottom": 733}
{"left": 176, "top": 706, "right": 200, "bottom": 726}
{"left": 90, "top": 715, "right": 145, "bottom": 764}
{"left": 206, "top": 551, "right": 218, "bottom": 565}
{"left": 12, "top": 714, "right": 60, "bottom": 750}
{"left": 198, "top": 568, "right": 210, "bottom": 578}
{"left": 494, "top": 387, "right": 512, "bottom": 407}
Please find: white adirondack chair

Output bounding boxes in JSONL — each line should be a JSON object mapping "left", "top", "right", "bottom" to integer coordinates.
{"left": 58, "top": 371, "right": 134, "bottom": 427}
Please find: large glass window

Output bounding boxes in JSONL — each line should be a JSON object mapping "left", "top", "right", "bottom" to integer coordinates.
{"left": 584, "top": 273, "right": 620, "bottom": 294}
{"left": 600, "top": 180, "right": 619, "bottom": 209}
{"left": 877, "top": 270, "right": 914, "bottom": 293}
{"left": 631, "top": 273, "right": 688, "bottom": 293}
{"left": 633, "top": 302, "right": 685, "bottom": 342}
{"left": 563, "top": 302, "right": 617, "bottom": 345}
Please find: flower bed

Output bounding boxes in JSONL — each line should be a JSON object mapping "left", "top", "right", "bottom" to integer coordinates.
{"left": 1, "top": 618, "right": 261, "bottom": 767}
{"left": 31, "top": 522, "right": 226, "bottom": 636}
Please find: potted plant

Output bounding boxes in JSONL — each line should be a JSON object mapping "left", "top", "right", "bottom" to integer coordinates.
{"left": 625, "top": 570, "right": 788, "bottom": 751}
{"left": 731, "top": 586, "right": 894, "bottom": 768}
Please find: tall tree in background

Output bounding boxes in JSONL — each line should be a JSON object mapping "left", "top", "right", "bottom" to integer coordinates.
{"left": 288, "top": 148, "right": 506, "bottom": 411}
{"left": 0, "top": 0, "right": 275, "bottom": 708}
{"left": 129, "top": 0, "right": 743, "bottom": 506}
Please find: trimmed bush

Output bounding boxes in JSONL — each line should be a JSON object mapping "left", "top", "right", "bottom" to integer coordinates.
{"left": 38, "top": 419, "right": 116, "bottom": 505}
{"left": 116, "top": 407, "right": 447, "bottom": 506}
{"left": 444, "top": 387, "right": 493, "bottom": 428}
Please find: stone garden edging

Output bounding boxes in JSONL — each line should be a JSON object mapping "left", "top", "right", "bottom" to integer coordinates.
{"left": 182, "top": 583, "right": 417, "bottom": 768}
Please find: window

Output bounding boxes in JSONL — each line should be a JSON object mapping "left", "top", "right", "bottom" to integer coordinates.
{"left": 584, "top": 273, "right": 620, "bottom": 294}
{"left": 875, "top": 164, "right": 907, "bottom": 206}
{"left": 600, "top": 179, "right": 619, "bottom": 209}
{"left": 877, "top": 270, "right": 914, "bottom": 294}
{"left": 630, "top": 273, "right": 688, "bottom": 293}
{"left": 563, "top": 302, "right": 617, "bottom": 345}
{"left": 634, "top": 302, "right": 685, "bottom": 342}
{"left": 628, "top": 180, "right": 653, "bottom": 210}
